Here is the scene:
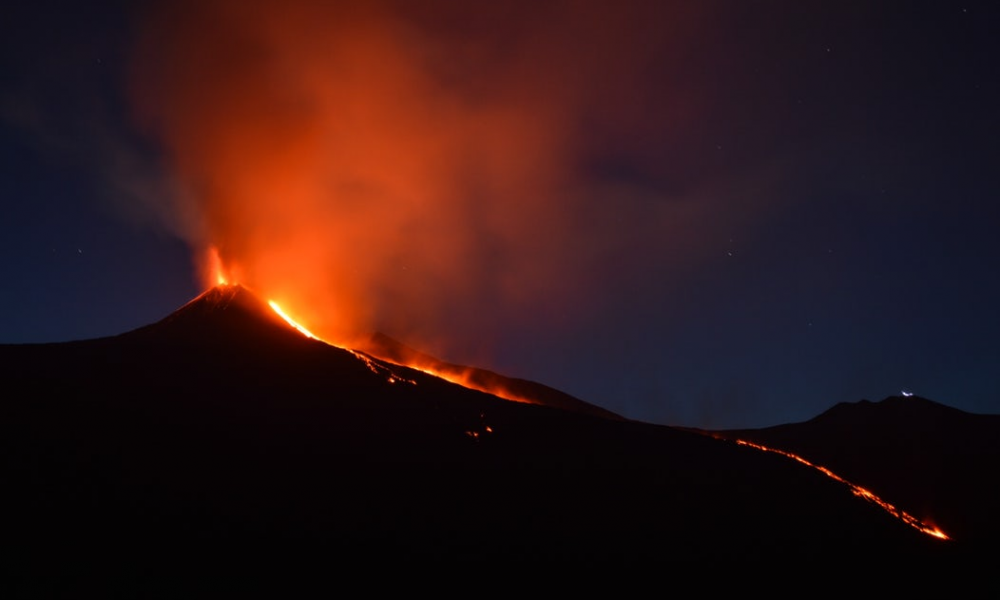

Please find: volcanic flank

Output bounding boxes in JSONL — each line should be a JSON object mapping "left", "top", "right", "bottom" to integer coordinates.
{"left": 0, "top": 285, "right": 974, "bottom": 589}
{"left": 126, "top": 283, "right": 620, "bottom": 420}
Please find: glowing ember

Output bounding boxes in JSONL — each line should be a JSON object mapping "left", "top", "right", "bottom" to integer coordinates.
{"left": 465, "top": 412, "right": 495, "bottom": 440}
{"left": 731, "top": 438, "right": 949, "bottom": 540}
{"left": 347, "top": 348, "right": 417, "bottom": 384}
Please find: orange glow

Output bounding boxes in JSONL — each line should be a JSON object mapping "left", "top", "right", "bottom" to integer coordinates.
{"left": 266, "top": 296, "right": 417, "bottom": 385}
{"left": 417, "top": 366, "right": 534, "bottom": 405}
{"left": 263, "top": 294, "right": 532, "bottom": 403}
{"left": 364, "top": 351, "right": 540, "bottom": 407}
{"left": 129, "top": 1, "right": 730, "bottom": 378}
{"left": 268, "top": 300, "right": 319, "bottom": 340}
{"left": 128, "top": 2, "right": 774, "bottom": 419}
{"left": 267, "top": 296, "right": 535, "bottom": 404}
{"left": 731, "top": 438, "right": 949, "bottom": 540}
{"left": 207, "top": 246, "right": 230, "bottom": 286}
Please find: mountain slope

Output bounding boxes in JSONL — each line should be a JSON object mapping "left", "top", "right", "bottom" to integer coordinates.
{"left": 0, "top": 287, "right": 967, "bottom": 590}
{"left": 712, "top": 395, "right": 1000, "bottom": 547}
{"left": 359, "top": 330, "right": 623, "bottom": 420}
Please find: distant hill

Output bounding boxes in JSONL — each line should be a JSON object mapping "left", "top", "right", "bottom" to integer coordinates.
{"left": 711, "top": 395, "right": 1000, "bottom": 547}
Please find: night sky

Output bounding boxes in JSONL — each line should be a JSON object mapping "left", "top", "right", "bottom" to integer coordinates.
{"left": 2, "top": 1, "right": 998, "bottom": 429}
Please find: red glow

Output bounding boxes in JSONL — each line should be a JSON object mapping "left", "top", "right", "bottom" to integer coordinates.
{"left": 129, "top": 1, "right": 725, "bottom": 372}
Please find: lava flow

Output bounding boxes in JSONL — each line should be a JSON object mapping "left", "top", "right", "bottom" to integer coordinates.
{"left": 368, "top": 355, "right": 540, "bottom": 408}
{"left": 731, "top": 438, "right": 949, "bottom": 540}
{"left": 262, "top": 295, "right": 537, "bottom": 403}
{"left": 263, "top": 297, "right": 413, "bottom": 384}
{"left": 268, "top": 300, "right": 319, "bottom": 340}
{"left": 218, "top": 287, "right": 532, "bottom": 405}
{"left": 207, "top": 244, "right": 536, "bottom": 406}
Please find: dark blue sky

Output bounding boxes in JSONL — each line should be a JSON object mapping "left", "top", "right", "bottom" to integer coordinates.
{"left": 2, "top": 1, "right": 998, "bottom": 428}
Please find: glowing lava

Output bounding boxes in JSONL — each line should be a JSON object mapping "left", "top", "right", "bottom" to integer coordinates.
{"left": 381, "top": 360, "right": 540, "bottom": 407}
{"left": 731, "top": 438, "right": 949, "bottom": 540}
{"left": 267, "top": 300, "right": 319, "bottom": 340}
{"left": 202, "top": 244, "right": 538, "bottom": 410}
{"left": 264, "top": 295, "right": 538, "bottom": 406}
{"left": 259, "top": 290, "right": 538, "bottom": 405}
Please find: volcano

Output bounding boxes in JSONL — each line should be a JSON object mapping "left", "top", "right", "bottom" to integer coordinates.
{"left": 0, "top": 285, "right": 984, "bottom": 590}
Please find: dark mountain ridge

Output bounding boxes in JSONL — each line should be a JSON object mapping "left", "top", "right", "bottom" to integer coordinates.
{"left": 0, "top": 285, "right": 982, "bottom": 591}
{"left": 711, "top": 395, "right": 1000, "bottom": 546}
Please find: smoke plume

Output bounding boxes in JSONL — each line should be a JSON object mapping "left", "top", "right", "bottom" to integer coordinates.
{"left": 129, "top": 0, "right": 727, "bottom": 360}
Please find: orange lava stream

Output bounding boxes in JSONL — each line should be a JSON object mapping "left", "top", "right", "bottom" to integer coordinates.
{"left": 265, "top": 296, "right": 539, "bottom": 397}
{"left": 266, "top": 300, "right": 536, "bottom": 403}
{"left": 212, "top": 240, "right": 533, "bottom": 405}
{"left": 267, "top": 300, "right": 320, "bottom": 340}
{"left": 377, "top": 360, "right": 540, "bottom": 407}
{"left": 733, "top": 439, "right": 949, "bottom": 540}
{"left": 266, "top": 300, "right": 414, "bottom": 383}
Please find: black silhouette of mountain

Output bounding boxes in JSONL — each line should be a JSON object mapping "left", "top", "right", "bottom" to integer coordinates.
{"left": 710, "top": 395, "right": 1000, "bottom": 549}
{"left": 0, "top": 285, "right": 980, "bottom": 592}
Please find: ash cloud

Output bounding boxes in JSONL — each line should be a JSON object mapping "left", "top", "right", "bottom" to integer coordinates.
{"left": 129, "top": 0, "right": 773, "bottom": 362}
